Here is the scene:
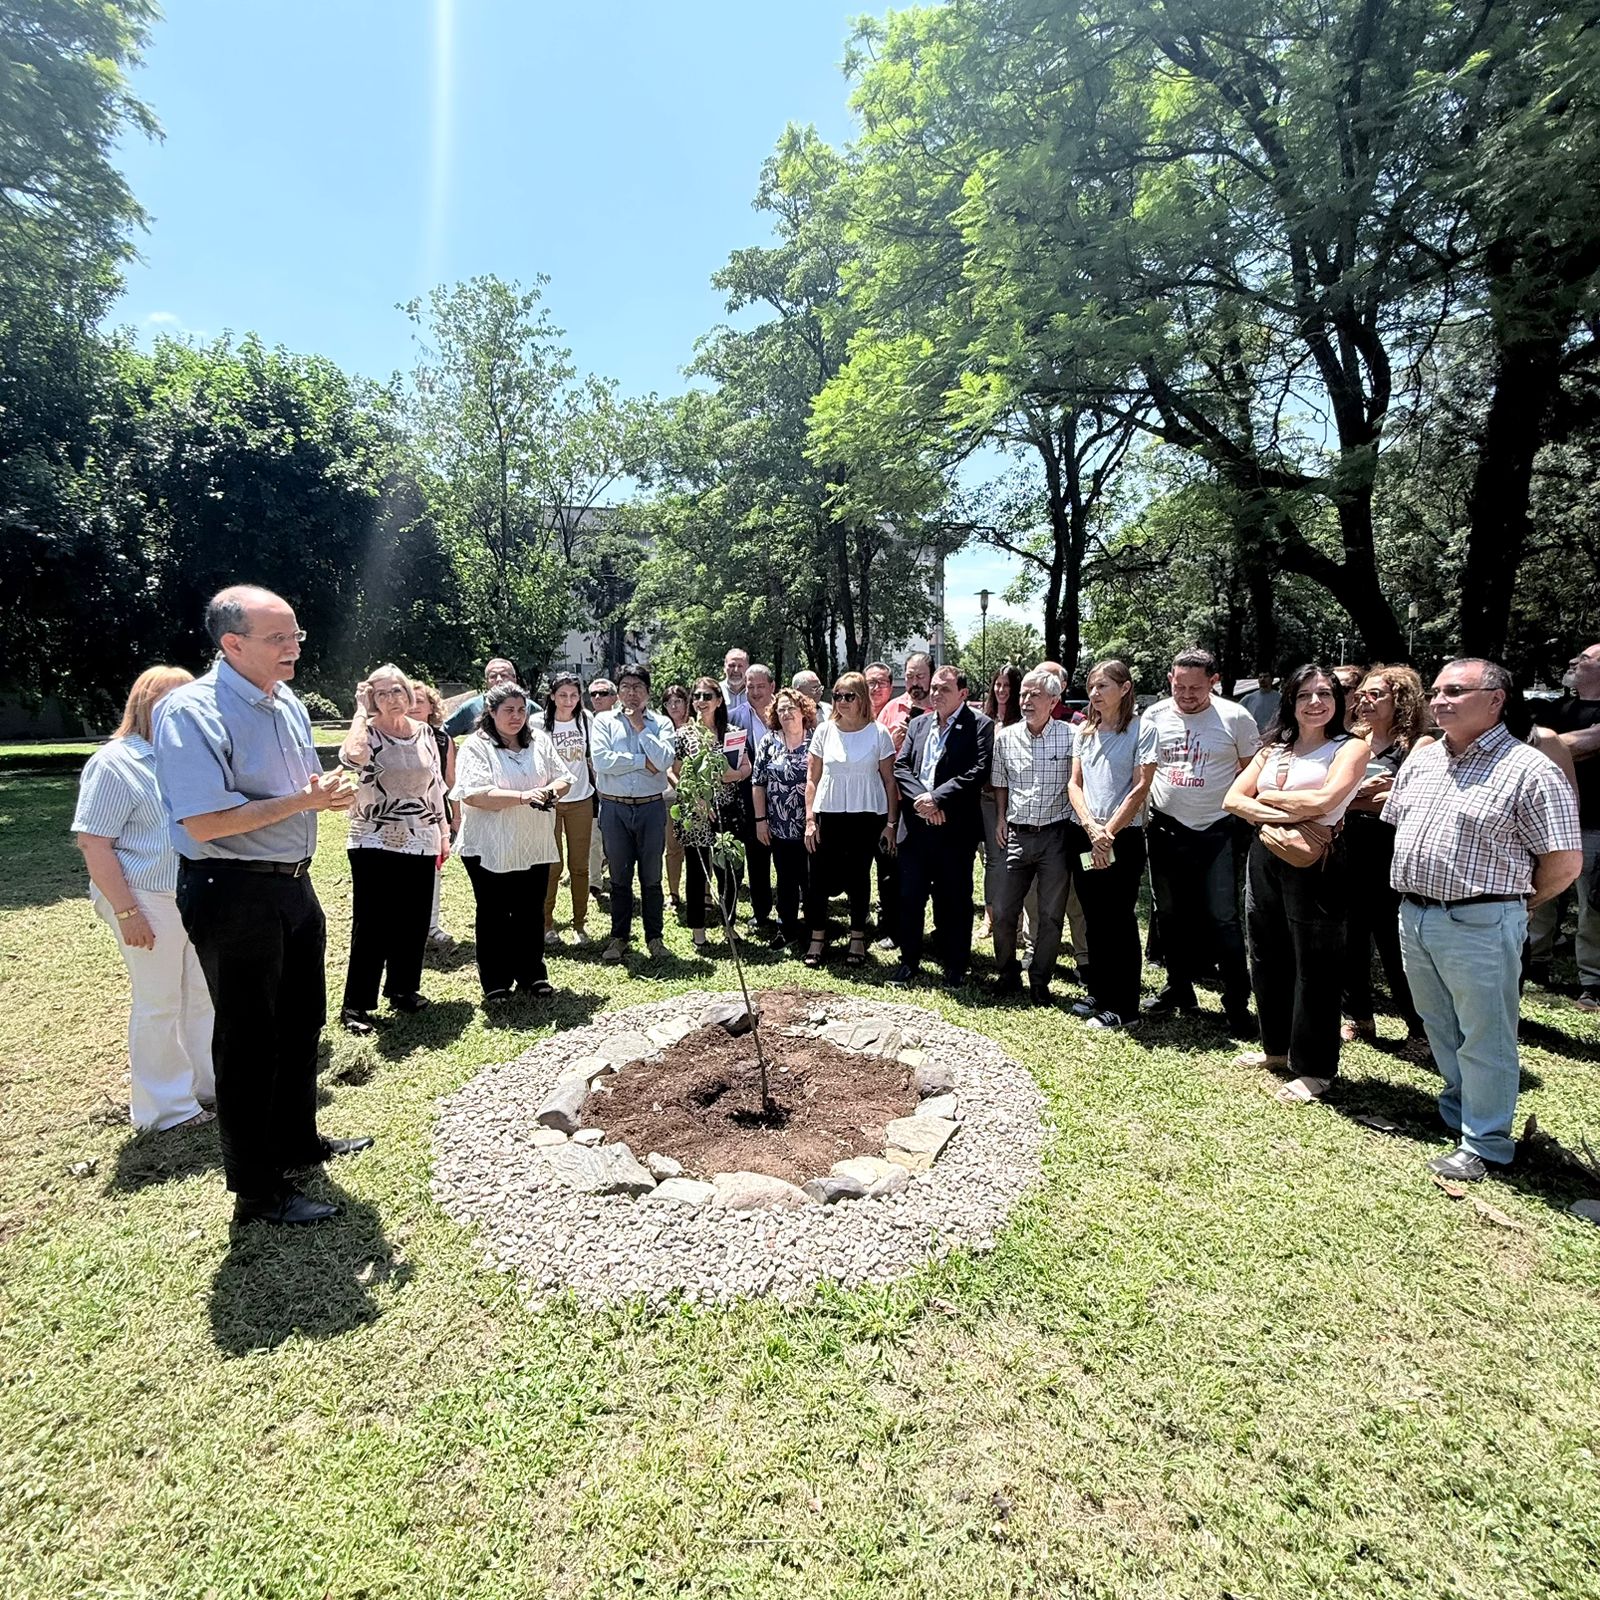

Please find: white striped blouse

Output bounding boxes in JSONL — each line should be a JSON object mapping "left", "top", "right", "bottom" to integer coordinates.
{"left": 70, "top": 736, "right": 180, "bottom": 892}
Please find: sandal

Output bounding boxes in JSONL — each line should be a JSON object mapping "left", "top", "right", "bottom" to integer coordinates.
{"left": 846, "top": 931, "right": 868, "bottom": 968}
{"left": 803, "top": 935, "right": 826, "bottom": 969}
{"left": 1340, "top": 1019, "right": 1376, "bottom": 1044}
{"left": 1231, "top": 1051, "right": 1288, "bottom": 1070}
{"left": 1276, "top": 1076, "right": 1332, "bottom": 1104}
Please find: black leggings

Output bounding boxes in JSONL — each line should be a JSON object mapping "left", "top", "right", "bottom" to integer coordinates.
{"left": 805, "top": 811, "right": 884, "bottom": 933}
{"left": 461, "top": 856, "right": 550, "bottom": 994}
{"left": 683, "top": 838, "right": 738, "bottom": 930}
{"left": 343, "top": 849, "right": 435, "bottom": 1011}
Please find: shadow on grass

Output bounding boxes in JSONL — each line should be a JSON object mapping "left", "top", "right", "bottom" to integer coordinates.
{"left": 210, "top": 1176, "right": 408, "bottom": 1355}
{"left": 481, "top": 985, "right": 606, "bottom": 1033}
{"left": 1519, "top": 1015, "right": 1600, "bottom": 1066}
{"left": 373, "top": 999, "right": 477, "bottom": 1059}
{"left": 106, "top": 1117, "right": 224, "bottom": 1194}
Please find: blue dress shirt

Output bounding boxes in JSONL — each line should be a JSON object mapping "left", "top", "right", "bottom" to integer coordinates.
{"left": 590, "top": 708, "right": 675, "bottom": 798}
{"left": 153, "top": 661, "right": 321, "bottom": 862}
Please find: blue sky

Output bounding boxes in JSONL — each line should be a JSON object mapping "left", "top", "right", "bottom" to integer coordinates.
{"left": 111, "top": 0, "right": 1021, "bottom": 644}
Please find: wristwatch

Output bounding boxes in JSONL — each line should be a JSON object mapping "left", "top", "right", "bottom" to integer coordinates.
{"left": 115, "top": 907, "right": 139, "bottom": 921}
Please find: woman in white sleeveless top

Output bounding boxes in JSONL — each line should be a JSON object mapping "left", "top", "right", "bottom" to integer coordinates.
{"left": 1224, "top": 665, "right": 1369, "bottom": 1102}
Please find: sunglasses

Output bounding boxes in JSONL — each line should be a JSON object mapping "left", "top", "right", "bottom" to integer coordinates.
{"left": 692, "top": 691, "right": 718, "bottom": 702}
{"left": 591, "top": 689, "right": 616, "bottom": 698}
{"left": 834, "top": 691, "right": 858, "bottom": 702}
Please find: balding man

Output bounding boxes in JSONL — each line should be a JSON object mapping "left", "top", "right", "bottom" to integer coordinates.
{"left": 720, "top": 648, "right": 750, "bottom": 713}
{"left": 155, "top": 586, "right": 370, "bottom": 1226}
{"left": 792, "top": 670, "right": 830, "bottom": 720}
{"left": 444, "top": 656, "right": 519, "bottom": 738}
{"left": 1389, "top": 658, "right": 1580, "bottom": 1180}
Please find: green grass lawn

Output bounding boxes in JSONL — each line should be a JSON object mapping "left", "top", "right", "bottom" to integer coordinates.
{"left": 3, "top": 760, "right": 1599, "bottom": 1599}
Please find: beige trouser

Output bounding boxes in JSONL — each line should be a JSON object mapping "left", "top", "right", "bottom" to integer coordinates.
{"left": 545, "top": 800, "right": 595, "bottom": 930}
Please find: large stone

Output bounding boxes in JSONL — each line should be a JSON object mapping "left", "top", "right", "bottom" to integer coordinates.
{"left": 884, "top": 1115, "right": 957, "bottom": 1159}
{"left": 560, "top": 1054, "right": 613, "bottom": 1085}
{"left": 831, "top": 1155, "right": 899, "bottom": 1186}
{"left": 539, "top": 1141, "right": 655, "bottom": 1197}
{"left": 916, "top": 1093, "right": 959, "bottom": 1122}
{"left": 535, "top": 1077, "right": 590, "bottom": 1135}
{"left": 711, "top": 1170, "right": 811, "bottom": 1209}
{"left": 530, "top": 1127, "right": 568, "bottom": 1148}
{"left": 898, "top": 1047, "right": 929, "bottom": 1071}
{"left": 885, "top": 1147, "right": 936, "bottom": 1173}
{"left": 804, "top": 1174, "right": 869, "bottom": 1205}
{"left": 867, "top": 1166, "right": 910, "bottom": 1198}
{"left": 595, "top": 1030, "right": 656, "bottom": 1070}
{"left": 640, "top": 1177, "right": 717, "bottom": 1207}
{"left": 572, "top": 1127, "right": 604, "bottom": 1147}
{"left": 911, "top": 1061, "right": 956, "bottom": 1099}
{"left": 647, "top": 1016, "right": 698, "bottom": 1050}
{"left": 1570, "top": 1198, "right": 1600, "bottom": 1227}
{"left": 820, "top": 1019, "right": 902, "bottom": 1056}
{"left": 646, "top": 1151, "right": 684, "bottom": 1181}
{"left": 702, "top": 999, "right": 761, "bottom": 1036}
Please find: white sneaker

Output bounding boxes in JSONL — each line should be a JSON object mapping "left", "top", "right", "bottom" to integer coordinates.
{"left": 570, "top": 927, "right": 590, "bottom": 945}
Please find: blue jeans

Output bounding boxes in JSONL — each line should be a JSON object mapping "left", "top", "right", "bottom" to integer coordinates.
{"left": 599, "top": 797, "right": 667, "bottom": 943}
{"left": 1399, "top": 898, "right": 1528, "bottom": 1165}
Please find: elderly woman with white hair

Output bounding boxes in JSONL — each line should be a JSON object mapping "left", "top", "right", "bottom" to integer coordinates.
{"left": 338, "top": 663, "right": 448, "bottom": 1033}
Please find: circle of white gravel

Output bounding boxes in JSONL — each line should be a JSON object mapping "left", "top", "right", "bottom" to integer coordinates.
{"left": 432, "top": 989, "right": 1047, "bottom": 1307}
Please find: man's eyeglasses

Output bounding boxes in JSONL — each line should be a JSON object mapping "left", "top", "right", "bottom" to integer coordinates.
{"left": 1433, "top": 683, "right": 1493, "bottom": 699}
{"left": 591, "top": 689, "right": 616, "bottom": 699}
{"left": 247, "top": 629, "right": 307, "bottom": 647}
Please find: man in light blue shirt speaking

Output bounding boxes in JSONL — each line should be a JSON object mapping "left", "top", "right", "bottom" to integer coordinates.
{"left": 591, "top": 663, "right": 676, "bottom": 963}
{"left": 155, "top": 584, "right": 370, "bottom": 1227}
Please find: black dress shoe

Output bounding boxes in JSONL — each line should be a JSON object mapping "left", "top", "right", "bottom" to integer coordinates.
{"left": 320, "top": 1134, "right": 375, "bottom": 1159}
{"left": 1028, "top": 985, "right": 1053, "bottom": 1007}
{"left": 1223, "top": 1006, "right": 1256, "bottom": 1036}
{"left": 390, "top": 992, "right": 430, "bottom": 1014}
{"left": 889, "top": 964, "right": 916, "bottom": 986}
{"left": 992, "top": 973, "right": 1023, "bottom": 997}
{"left": 233, "top": 1189, "right": 338, "bottom": 1226}
{"left": 339, "top": 1008, "right": 376, "bottom": 1036}
{"left": 941, "top": 972, "right": 966, "bottom": 991}
{"left": 1140, "top": 989, "right": 1198, "bottom": 1019}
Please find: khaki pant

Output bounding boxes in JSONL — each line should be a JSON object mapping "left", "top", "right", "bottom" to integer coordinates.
{"left": 544, "top": 799, "right": 594, "bottom": 931}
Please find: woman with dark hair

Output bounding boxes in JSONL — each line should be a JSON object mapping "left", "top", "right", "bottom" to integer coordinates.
{"left": 337, "top": 663, "right": 449, "bottom": 1034}
{"left": 1342, "top": 665, "right": 1435, "bottom": 1052}
{"left": 1066, "top": 660, "right": 1158, "bottom": 1028}
{"left": 541, "top": 672, "right": 595, "bottom": 944}
{"left": 980, "top": 664, "right": 1024, "bottom": 937}
{"left": 1224, "top": 664, "right": 1369, "bottom": 1102}
{"left": 670, "top": 676, "right": 748, "bottom": 949}
{"left": 753, "top": 687, "right": 818, "bottom": 949}
{"left": 804, "top": 670, "right": 899, "bottom": 968}
{"left": 661, "top": 683, "right": 692, "bottom": 909}
{"left": 453, "top": 682, "right": 570, "bottom": 1002}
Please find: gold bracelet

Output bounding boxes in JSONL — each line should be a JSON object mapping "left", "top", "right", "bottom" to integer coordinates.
{"left": 115, "top": 906, "right": 139, "bottom": 921}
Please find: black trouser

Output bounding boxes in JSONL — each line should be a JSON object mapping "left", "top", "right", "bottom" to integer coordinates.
{"left": 1067, "top": 823, "right": 1147, "bottom": 1019}
{"left": 1341, "top": 813, "right": 1423, "bottom": 1033}
{"left": 1147, "top": 811, "right": 1251, "bottom": 1012}
{"left": 461, "top": 856, "right": 549, "bottom": 994}
{"left": 1245, "top": 835, "right": 1347, "bottom": 1078}
{"left": 683, "top": 838, "right": 738, "bottom": 930}
{"left": 897, "top": 819, "right": 978, "bottom": 979}
{"left": 176, "top": 860, "right": 326, "bottom": 1198}
{"left": 343, "top": 849, "right": 434, "bottom": 1012}
{"left": 736, "top": 780, "right": 773, "bottom": 924}
{"left": 771, "top": 836, "right": 807, "bottom": 938}
{"left": 875, "top": 847, "right": 898, "bottom": 942}
{"left": 806, "top": 811, "right": 883, "bottom": 933}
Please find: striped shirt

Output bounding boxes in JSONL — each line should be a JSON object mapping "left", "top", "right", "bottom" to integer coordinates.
{"left": 1385, "top": 721, "right": 1581, "bottom": 899}
{"left": 70, "top": 736, "right": 179, "bottom": 892}
{"left": 990, "top": 718, "right": 1076, "bottom": 827}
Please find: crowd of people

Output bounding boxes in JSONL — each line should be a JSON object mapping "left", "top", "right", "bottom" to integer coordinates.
{"left": 72, "top": 583, "right": 1589, "bottom": 1224}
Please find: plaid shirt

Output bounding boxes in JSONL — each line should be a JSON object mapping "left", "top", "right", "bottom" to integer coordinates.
{"left": 990, "top": 717, "right": 1076, "bottom": 827}
{"left": 1385, "top": 721, "right": 1581, "bottom": 899}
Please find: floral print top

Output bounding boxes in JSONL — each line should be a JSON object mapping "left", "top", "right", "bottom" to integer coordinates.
{"left": 346, "top": 723, "right": 447, "bottom": 855}
{"left": 752, "top": 731, "right": 810, "bottom": 842}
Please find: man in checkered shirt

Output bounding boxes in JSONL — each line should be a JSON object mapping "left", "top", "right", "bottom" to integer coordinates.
{"left": 1386, "top": 658, "right": 1581, "bottom": 1181}
{"left": 989, "top": 667, "right": 1078, "bottom": 1004}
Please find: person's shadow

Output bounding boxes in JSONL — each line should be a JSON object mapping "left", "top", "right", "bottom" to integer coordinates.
{"left": 208, "top": 1176, "right": 408, "bottom": 1355}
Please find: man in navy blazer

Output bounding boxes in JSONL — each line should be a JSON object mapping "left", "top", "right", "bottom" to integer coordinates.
{"left": 892, "top": 665, "right": 994, "bottom": 987}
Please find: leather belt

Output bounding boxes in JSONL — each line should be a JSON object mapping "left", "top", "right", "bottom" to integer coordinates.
{"left": 1009, "top": 819, "right": 1067, "bottom": 835}
{"left": 598, "top": 792, "right": 665, "bottom": 807}
{"left": 1401, "top": 892, "right": 1525, "bottom": 909}
{"left": 182, "top": 856, "right": 313, "bottom": 877}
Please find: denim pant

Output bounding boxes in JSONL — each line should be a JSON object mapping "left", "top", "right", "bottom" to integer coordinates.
{"left": 993, "top": 822, "right": 1070, "bottom": 988}
{"left": 1147, "top": 812, "right": 1251, "bottom": 1012}
{"left": 1245, "top": 837, "right": 1347, "bottom": 1079}
{"left": 1528, "top": 829, "right": 1600, "bottom": 986}
{"left": 1399, "top": 898, "right": 1529, "bottom": 1165}
{"left": 599, "top": 796, "right": 667, "bottom": 943}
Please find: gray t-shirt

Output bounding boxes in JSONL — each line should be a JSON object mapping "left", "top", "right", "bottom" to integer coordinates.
{"left": 1146, "top": 696, "right": 1261, "bottom": 830}
{"left": 1073, "top": 716, "right": 1159, "bottom": 824}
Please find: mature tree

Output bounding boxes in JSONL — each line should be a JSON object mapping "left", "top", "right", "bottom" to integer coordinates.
{"left": 955, "top": 614, "right": 1043, "bottom": 688}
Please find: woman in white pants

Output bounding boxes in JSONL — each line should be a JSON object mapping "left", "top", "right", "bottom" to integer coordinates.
{"left": 73, "top": 667, "right": 216, "bottom": 1132}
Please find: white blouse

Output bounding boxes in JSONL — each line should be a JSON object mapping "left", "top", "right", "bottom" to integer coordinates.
{"left": 809, "top": 720, "right": 895, "bottom": 814}
{"left": 452, "top": 730, "right": 565, "bottom": 872}
{"left": 1257, "top": 737, "right": 1357, "bottom": 825}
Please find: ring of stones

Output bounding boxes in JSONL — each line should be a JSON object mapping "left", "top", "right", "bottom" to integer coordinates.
{"left": 432, "top": 990, "right": 1047, "bottom": 1306}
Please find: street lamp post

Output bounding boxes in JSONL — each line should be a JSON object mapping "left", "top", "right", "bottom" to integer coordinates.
{"left": 977, "top": 589, "right": 992, "bottom": 685}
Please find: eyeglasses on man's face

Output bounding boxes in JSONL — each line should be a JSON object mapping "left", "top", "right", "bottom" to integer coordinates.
{"left": 1432, "top": 683, "right": 1492, "bottom": 700}
{"left": 245, "top": 629, "right": 307, "bottom": 648}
